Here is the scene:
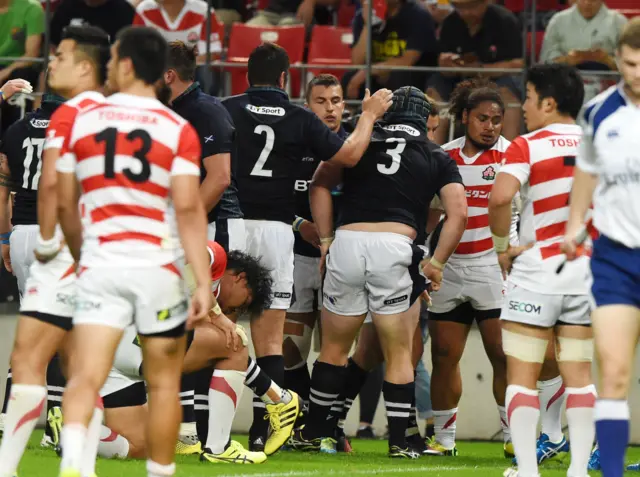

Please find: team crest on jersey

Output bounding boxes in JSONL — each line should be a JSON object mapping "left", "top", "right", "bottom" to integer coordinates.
{"left": 30, "top": 119, "right": 50, "bottom": 129}
{"left": 482, "top": 165, "right": 496, "bottom": 181}
{"left": 187, "top": 31, "right": 199, "bottom": 44}
{"left": 246, "top": 104, "right": 285, "bottom": 116}
{"left": 383, "top": 124, "right": 420, "bottom": 137}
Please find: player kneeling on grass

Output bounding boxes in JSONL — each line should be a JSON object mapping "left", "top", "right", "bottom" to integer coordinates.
{"left": 64, "top": 243, "right": 297, "bottom": 464}
{"left": 488, "top": 63, "right": 596, "bottom": 477}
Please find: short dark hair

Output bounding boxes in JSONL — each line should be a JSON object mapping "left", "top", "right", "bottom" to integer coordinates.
{"left": 116, "top": 26, "right": 168, "bottom": 85}
{"left": 425, "top": 94, "right": 439, "bottom": 117}
{"left": 61, "top": 25, "right": 111, "bottom": 84}
{"left": 226, "top": 250, "right": 273, "bottom": 316}
{"left": 305, "top": 74, "right": 342, "bottom": 103}
{"left": 449, "top": 77, "right": 504, "bottom": 122}
{"left": 247, "top": 43, "right": 289, "bottom": 88}
{"left": 619, "top": 17, "right": 640, "bottom": 50}
{"left": 167, "top": 40, "right": 197, "bottom": 82}
{"left": 526, "top": 64, "right": 584, "bottom": 119}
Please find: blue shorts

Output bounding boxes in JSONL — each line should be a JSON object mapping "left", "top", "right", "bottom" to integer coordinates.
{"left": 590, "top": 234, "right": 640, "bottom": 309}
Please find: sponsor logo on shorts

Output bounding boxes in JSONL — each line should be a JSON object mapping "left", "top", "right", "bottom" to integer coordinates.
{"left": 75, "top": 297, "right": 101, "bottom": 311}
{"left": 27, "top": 286, "right": 38, "bottom": 296}
{"left": 157, "top": 300, "right": 188, "bottom": 321}
{"left": 273, "top": 292, "right": 292, "bottom": 299}
{"left": 508, "top": 300, "right": 542, "bottom": 315}
{"left": 323, "top": 293, "right": 336, "bottom": 306}
{"left": 384, "top": 295, "right": 408, "bottom": 306}
{"left": 56, "top": 293, "right": 75, "bottom": 306}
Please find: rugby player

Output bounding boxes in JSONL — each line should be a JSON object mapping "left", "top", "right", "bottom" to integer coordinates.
{"left": 0, "top": 26, "right": 111, "bottom": 477}
{"left": 426, "top": 78, "right": 514, "bottom": 457}
{"left": 55, "top": 27, "right": 211, "bottom": 477}
{"left": 488, "top": 63, "right": 592, "bottom": 477}
{"left": 283, "top": 74, "right": 347, "bottom": 405}
{"left": 221, "top": 43, "right": 393, "bottom": 450}
{"left": 562, "top": 18, "right": 640, "bottom": 477}
{"left": 291, "top": 86, "right": 467, "bottom": 457}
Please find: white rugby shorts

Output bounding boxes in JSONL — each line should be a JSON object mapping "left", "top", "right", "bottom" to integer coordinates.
{"left": 244, "top": 219, "right": 294, "bottom": 310}
{"left": 288, "top": 254, "right": 322, "bottom": 314}
{"left": 207, "top": 218, "right": 246, "bottom": 252}
{"left": 322, "top": 230, "right": 415, "bottom": 316}
{"left": 501, "top": 282, "right": 591, "bottom": 327}
{"left": 429, "top": 262, "right": 504, "bottom": 315}
{"left": 20, "top": 246, "right": 77, "bottom": 329}
{"left": 73, "top": 265, "right": 189, "bottom": 335}
{"left": 10, "top": 224, "right": 39, "bottom": 296}
{"left": 101, "top": 326, "right": 145, "bottom": 401}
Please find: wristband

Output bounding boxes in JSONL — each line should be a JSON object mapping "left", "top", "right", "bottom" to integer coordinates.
{"left": 211, "top": 303, "right": 222, "bottom": 316}
{"left": 292, "top": 216, "right": 305, "bottom": 232}
{"left": 492, "top": 234, "right": 510, "bottom": 253}
{"left": 1, "top": 240, "right": 8, "bottom": 245}
{"left": 320, "top": 236, "right": 334, "bottom": 246}
{"left": 36, "top": 234, "right": 61, "bottom": 256}
{"left": 429, "top": 257, "right": 445, "bottom": 270}
{"left": 0, "top": 232, "right": 10, "bottom": 240}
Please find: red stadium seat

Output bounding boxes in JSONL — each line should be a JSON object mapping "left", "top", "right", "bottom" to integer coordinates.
{"left": 618, "top": 8, "right": 640, "bottom": 18}
{"left": 606, "top": 0, "right": 637, "bottom": 8}
{"left": 527, "top": 30, "right": 545, "bottom": 62}
{"left": 336, "top": 0, "right": 357, "bottom": 27}
{"left": 226, "top": 24, "right": 306, "bottom": 96}
{"left": 307, "top": 26, "right": 353, "bottom": 83}
{"left": 503, "top": 0, "right": 559, "bottom": 13}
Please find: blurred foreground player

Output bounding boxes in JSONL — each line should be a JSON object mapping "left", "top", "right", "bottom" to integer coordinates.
{"left": 0, "top": 25, "right": 110, "bottom": 477}
{"left": 488, "top": 63, "right": 594, "bottom": 477}
{"left": 221, "top": 42, "right": 393, "bottom": 450}
{"left": 56, "top": 27, "right": 212, "bottom": 477}
{"left": 563, "top": 18, "right": 640, "bottom": 477}
{"left": 291, "top": 86, "right": 466, "bottom": 457}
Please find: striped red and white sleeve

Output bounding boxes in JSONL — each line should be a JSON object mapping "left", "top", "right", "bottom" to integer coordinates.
{"left": 500, "top": 137, "right": 531, "bottom": 185}
{"left": 171, "top": 123, "right": 202, "bottom": 176}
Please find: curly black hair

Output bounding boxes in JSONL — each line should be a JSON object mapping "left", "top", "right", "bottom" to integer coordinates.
{"left": 448, "top": 77, "right": 504, "bottom": 122}
{"left": 226, "top": 250, "right": 273, "bottom": 317}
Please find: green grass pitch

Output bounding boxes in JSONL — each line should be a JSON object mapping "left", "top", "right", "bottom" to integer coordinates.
{"left": 18, "top": 433, "right": 640, "bottom": 476}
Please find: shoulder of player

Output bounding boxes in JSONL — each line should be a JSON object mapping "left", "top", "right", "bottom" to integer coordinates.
{"left": 64, "top": 91, "right": 106, "bottom": 110}
{"left": 581, "top": 85, "right": 625, "bottom": 128}
{"left": 441, "top": 136, "right": 465, "bottom": 152}
{"left": 135, "top": 0, "right": 161, "bottom": 11}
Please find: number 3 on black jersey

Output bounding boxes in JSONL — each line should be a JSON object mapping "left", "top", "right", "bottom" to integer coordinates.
{"left": 251, "top": 125, "right": 274, "bottom": 177}
{"left": 378, "top": 138, "right": 406, "bottom": 175}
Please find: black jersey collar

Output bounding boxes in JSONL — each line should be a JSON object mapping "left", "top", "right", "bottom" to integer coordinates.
{"left": 172, "top": 82, "right": 202, "bottom": 108}
{"left": 41, "top": 93, "right": 65, "bottom": 114}
{"left": 246, "top": 86, "right": 289, "bottom": 99}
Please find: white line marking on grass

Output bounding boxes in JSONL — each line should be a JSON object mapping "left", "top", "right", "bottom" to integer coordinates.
{"left": 211, "top": 465, "right": 497, "bottom": 477}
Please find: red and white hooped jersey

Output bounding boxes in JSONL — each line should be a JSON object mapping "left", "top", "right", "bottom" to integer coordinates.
{"left": 133, "top": 0, "right": 222, "bottom": 56}
{"left": 207, "top": 240, "right": 227, "bottom": 297}
{"left": 56, "top": 93, "right": 201, "bottom": 268}
{"left": 443, "top": 135, "right": 511, "bottom": 266}
{"left": 500, "top": 123, "right": 591, "bottom": 295}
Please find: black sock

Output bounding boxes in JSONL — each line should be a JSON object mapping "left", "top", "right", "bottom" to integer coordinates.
{"left": 384, "top": 381, "right": 414, "bottom": 449}
{"left": 284, "top": 364, "right": 310, "bottom": 401}
{"left": 250, "top": 355, "right": 284, "bottom": 442}
{"left": 46, "top": 355, "right": 66, "bottom": 411}
{"left": 329, "top": 358, "right": 369, "bottom": 430}
{"left": 306, "top": 361, "right": 347, "bottom": 440}
{"left": 245, "top": 357, "right": 272, "bottom": 397}
{"left": 193, "top": 366, "right": 214, "bottom": 445}
{"left": 180, "top": 373, "right": 196, "bottom": 426}
{"left": 406, "top": 396, "right": 420, "bottom": 438}
{"left": 2, "top": 368, "right": 11, "bottom": 414}
{"left": 359, "top": 364, "right": 383, "bottom": 424}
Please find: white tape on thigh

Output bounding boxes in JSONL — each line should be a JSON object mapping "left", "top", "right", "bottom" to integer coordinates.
{"left": 556, "top": 336, "right": 594, "bottom": 362}
{"left": 502, "top": 328, "right": 548, "bottom": 363}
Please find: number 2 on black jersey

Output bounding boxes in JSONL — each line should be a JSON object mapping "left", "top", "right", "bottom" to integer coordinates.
{"left": 95, "top": 127, "right": 152, "bottom": 183}
{"left": 250, "top": 125, "right": 274, "bottom": 177}
{"left": 21, "top": 137, "right": 44, "bottom": 190}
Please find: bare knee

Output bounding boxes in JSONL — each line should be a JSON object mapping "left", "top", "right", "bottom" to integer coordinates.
{"left": 216, "top": 346, "right": 249, "bottom": 372}
{"left": 598, "top": 359, "right": 631, "bottom": 399}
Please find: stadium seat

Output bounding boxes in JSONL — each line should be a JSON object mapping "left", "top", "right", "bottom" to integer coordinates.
{"left": 618, "top": 8, "right": 640, "bottom": 18}
{"left": 527, "top": 30, "right": 545, "bottom": 62}
{"left": 336, "top": 0, "right": 357, "bottom": 27}
{"left": 504, "top": 0, "right": 559, "bottom": 13}
{"left": 606, "top": 0, "right": 637, "bottom": 8}
{"left": 307, "top": 26, "right": 353, "bottom": 84}
{"left": 226, "top": 24, "right": 306, "bottom": 96}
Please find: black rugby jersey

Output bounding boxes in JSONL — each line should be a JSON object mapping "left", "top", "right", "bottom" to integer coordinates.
{"left": 0, "top": 98, "right": 62, "bottom": 226}
{"left": 338, "top": 121, "right": 462, "bottom": 232}
{"left": 222, "top": 87, "right": 344, "bottom": 224}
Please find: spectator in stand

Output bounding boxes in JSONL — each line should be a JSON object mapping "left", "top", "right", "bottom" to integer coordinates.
{"left": 50, "top": 0, "right": 135, "bottom": 47}
{"left": 540, "top": 0, "right": 626, "bottom": 101}
{"left": 426, "top": 0, "right": 523, "bottom": 143}
{"left": 424, "top": 0, "right": 452, "bottom": 25}
{"left": 0, "top": 0, "right": 44, "bottom": 133}
{"left": 133, "top": 0, "right": 223, "bottom": 62}
{"left": 246, "top": 0, "right": 340, "bottom": 27}
{"left": 343, "top": 0, "right": 438, "bottom": 100}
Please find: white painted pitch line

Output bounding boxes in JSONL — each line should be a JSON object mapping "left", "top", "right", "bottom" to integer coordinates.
{"left": 210, "top": 465, "right": 497, "bottom": 477}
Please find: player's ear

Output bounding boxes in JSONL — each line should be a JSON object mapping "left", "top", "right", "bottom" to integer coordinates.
{"left": 461, "top": 109, "right": 469, "bottom": 126}
{"left": 278, "top": 71, "right": 286, "bottom": 90}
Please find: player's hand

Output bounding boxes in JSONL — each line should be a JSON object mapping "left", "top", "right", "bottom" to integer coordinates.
{"left": 422, "top": 260, "right": 443, "bottom": 291}
{"left": 34, "top": 236, "right": 63, "bottom": 264}
{"left": 187, "top": 285, "right": 212, "bottom": 329}
{"left": 210, "top": 311, "right": 242, "bottom": 351}
{"left": 319, "top": 241, "right": 331, "bottom": 277}
{"left": 361, "top": 88, "right": 394, "bottom": 120}
{"left": 497, "top": 243, "right": 533, "bottom": 280}
{"left": 0, "top": 78, "right": 33, "bottom": 101}
{"left": 1, "top": 244, "right": 12, "bottom": 274}
{"left": 299, "top": 220, "right": 320, "bottom": 248}
{"left": 420, "top": 289, "right": 432, "bottom": 307}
